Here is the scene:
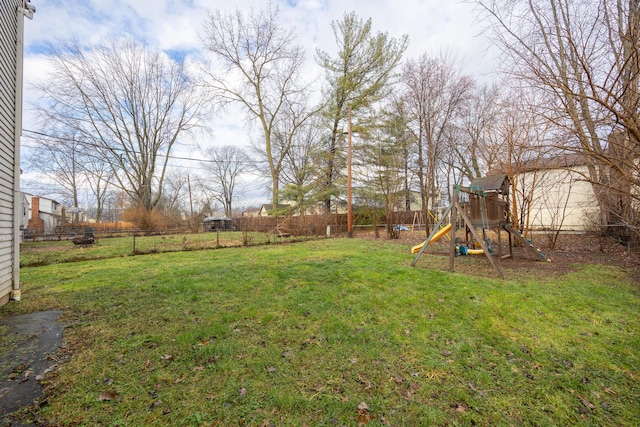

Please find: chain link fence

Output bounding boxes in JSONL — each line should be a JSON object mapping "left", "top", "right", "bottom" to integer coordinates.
{"left": 20, "top": 229, "right": 327, "bottom": 268}
{"left": 19, "top": 214, "right": 356, "bottom": 268}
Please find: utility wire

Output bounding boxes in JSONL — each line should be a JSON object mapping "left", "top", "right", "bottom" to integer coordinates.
{"left": 21, "top": 128, "right": 266, "bottom": 167}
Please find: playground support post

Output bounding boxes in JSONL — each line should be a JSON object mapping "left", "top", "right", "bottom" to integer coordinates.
{"left": 411, "top": 204, "right": 452, "bottom": 267}
{"left": 450, "top": 185, "right": 504, "bottom": 279}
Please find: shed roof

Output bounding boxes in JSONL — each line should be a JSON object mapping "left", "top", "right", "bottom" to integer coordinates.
{"left": 468, "top": 174, "right": 511, "bottom": 194}
{"left": 487, "top": 154, "right": 591, "bottom": 175}
{"left": 203, "top": 216, "right": 232, "bottom": 222}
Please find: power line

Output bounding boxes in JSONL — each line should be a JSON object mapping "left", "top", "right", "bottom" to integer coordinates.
{"left": 21, "top": 128, "right": 266, "bottom": 167}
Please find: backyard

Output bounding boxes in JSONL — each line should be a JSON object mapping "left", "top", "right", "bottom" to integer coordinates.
{"left": 1, "top": 237, "right": 639, "bottom": 426}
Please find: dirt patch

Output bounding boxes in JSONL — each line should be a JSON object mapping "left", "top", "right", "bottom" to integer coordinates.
{"left": 360, "top": 229, "right": 640, "bottom": 281}
{"left": 0, "top": 311, "right": 65, "bottom": 424}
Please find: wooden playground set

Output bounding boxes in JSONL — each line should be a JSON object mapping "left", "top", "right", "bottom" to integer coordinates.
{"left": 410, "top": 174, "right": 549, "bottom": 279}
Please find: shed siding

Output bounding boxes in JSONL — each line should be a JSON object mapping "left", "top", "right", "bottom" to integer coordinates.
{"left": 0, "top": 0, "right": 20, "bottom": 306}
{"left": 517, "top": 166, "right": 600, "bottom": 231}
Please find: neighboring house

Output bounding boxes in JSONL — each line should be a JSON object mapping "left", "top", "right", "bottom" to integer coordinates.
{"left": 19, "top": 192, "right": 29, "bottom": 230}
{"left": 241, "top": 208, "right": 261, "bottom": 218}
{"left": 499, "top": 154, "right": 601, "bottom": 232}
{"left": 21, "top": 193, "right": 65, "bottom": 235}
{"left": 259, "top": 204, "right": 291, "bottom": 217}
{"left": 391, "top": 190, "right": 443, "bottom": 213}
{"left": 1, "top": 1, "right": 35, "bottom": 306}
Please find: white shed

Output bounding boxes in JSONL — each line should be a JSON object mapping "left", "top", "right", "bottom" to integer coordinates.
{"left": 510, "top": 155, "right": 601, "bottom": 232}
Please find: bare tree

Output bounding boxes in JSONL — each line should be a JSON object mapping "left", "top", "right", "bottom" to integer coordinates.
{"left": 34, "top": 38, "right": 204, "bottom": 222}
{"left": 316, "top": 12, "right": 408, "bottom": 213}
{"left": 474, "top": 0, "right": 640, "bottom": 240}
{"left": 200, "top": 145, "right": 250, "bottom": 217}
{"left": 161, "top": 170, "right": 189, "bottom": 211}
{"left": 24, "top": 127, "right": 115, "bottom": 222}
{"left": 484, "top": 86, "right": 554, "bottom": 235}
{"left": 83, "top": 154, "right": 114, "bottom": 223}
{"left": 452, "top": 83, "right": 500, "bottom": 181}
{"left": 24, "top": 130, "right": 84, "bottom": 212}
{"left": 402, "top": 53, "right": 473, "bottom": 233}
{"left": 201, "top": 4, "right": 306, "bottom": 208}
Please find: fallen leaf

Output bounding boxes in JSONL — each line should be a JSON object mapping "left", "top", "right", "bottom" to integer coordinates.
{"left": 239, "top": 387, "right": 247, "bottom": 397}
{"left": 578, "top": 395, "right": 595, "bottom": 410}
{"left": 99, "top": 390, "right": 118, "bottom": 401}
{"left": 36, "top": 365, "right": 58, "bottom": 381}
{"left": 358, "top": 401, "right": 369, "bottom": 411}
{"left": 357, "top": 401, "right": 373, "bottom": 425}
{"left": 267, "top": 366, "right": 277, "bottom": 373}
{"left": 160, "top": 354, "right": 173, "bottom": 361}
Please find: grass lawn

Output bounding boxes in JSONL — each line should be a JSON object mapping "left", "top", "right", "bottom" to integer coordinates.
{"left": 2, "top": 238, "right": 639, "bottom": 426}
{"left": 19, "top": 231, "right": 314, "bottom": 267}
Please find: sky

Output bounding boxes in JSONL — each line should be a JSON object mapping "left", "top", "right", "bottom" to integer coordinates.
{"left": 20, "top": 0, "right": 498, "bottom": 207}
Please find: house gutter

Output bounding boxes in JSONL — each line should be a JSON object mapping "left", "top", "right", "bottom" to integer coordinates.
{"left": 12, "top": 1, "right": 35, "bottom": 301}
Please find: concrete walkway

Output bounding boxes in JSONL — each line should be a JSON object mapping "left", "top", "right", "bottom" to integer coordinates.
{"left": 0, "top": 311, "right": 65, "bottom": 422}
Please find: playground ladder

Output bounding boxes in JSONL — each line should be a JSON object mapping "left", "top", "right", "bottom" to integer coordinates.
{"left": 503, "top": 224, "right": 548, "bottom": 261}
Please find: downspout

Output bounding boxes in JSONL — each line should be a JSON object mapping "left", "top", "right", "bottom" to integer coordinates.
{"left": 12, "top": 1, "right": 35, "bottom": 301}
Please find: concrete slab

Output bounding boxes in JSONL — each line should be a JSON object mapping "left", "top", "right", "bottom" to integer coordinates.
{"left": 0, "top": 311, "right": 65, "bottom": 421}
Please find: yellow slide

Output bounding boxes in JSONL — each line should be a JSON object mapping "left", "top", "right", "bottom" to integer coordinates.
{"left": 411, "top": 223, "right": 452, "bottom": 254}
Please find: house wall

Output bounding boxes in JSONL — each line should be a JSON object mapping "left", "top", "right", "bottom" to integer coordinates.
{"left": 0, "top": 0, "right": 22, "bottom": 306}
{"left": 22, "top": 193, "right": 65, "bottom": 235}
{"left": 517, "top": 166, "right": 600, "bottom": 231}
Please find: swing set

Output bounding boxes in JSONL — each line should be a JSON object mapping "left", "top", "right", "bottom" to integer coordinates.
{"left": 411, "top": 175, "right": 548, "bottom": 279}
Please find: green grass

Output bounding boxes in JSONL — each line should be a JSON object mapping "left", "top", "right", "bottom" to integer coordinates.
{"left": 3, "top": 239, "right": 639, "bottom": 426}
{"left": 19, "top": 231, "right": 315, "bottom": 267}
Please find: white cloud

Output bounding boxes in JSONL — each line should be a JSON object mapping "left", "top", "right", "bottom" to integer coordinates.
{"left": 25, "top": 0, "right": 494, "bottom": 76}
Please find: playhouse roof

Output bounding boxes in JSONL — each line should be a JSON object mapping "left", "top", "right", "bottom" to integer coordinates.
{"left": 468, "top": 174, "right": 510, "bottom": 194}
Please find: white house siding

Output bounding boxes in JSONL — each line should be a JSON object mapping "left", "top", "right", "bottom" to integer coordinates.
{"left": 517, "top": 166, "right": 600, "bottom": 232}
{"left": 0, "top": 0, "right": 23, "bottom": 305}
